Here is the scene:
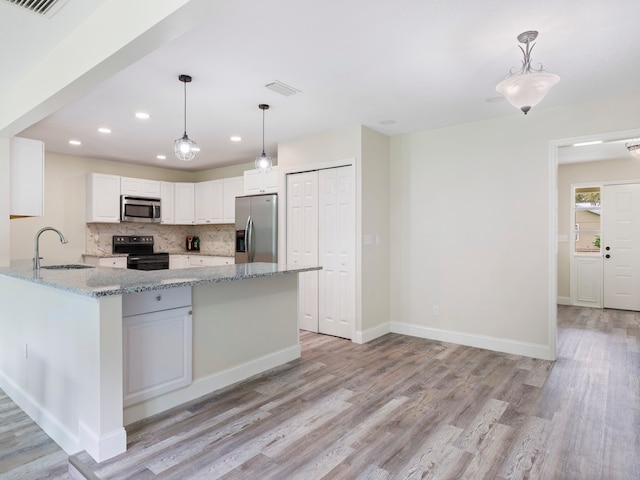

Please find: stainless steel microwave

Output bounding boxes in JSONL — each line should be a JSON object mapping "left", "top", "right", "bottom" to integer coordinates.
{"left": 120, "top": 195, "right": 161, "bottom": 223}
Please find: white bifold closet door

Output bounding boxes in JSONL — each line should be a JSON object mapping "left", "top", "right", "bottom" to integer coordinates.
{"left": 318, "top": 166, "right": 355, "bottom": 338}
{"left": 286, "top": 172, "right": 319, "bottom": 332}
{"left": 286, "top": 166, "right": 355, "bottom": 339}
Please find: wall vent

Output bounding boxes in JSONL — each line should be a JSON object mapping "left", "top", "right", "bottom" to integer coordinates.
{"left": 265, "top": 80, "right": 301, "bottom": 97}
{"left": 3, "top": 0, "right": 70, "bottom": 17}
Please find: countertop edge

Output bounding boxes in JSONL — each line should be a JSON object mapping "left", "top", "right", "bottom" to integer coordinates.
{"left": 0, "top": 264, "right": 321, "bottom": 299}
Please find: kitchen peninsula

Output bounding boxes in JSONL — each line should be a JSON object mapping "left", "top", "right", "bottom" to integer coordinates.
{"left": 0, "top": 261, "right": 320, "bottom": 462}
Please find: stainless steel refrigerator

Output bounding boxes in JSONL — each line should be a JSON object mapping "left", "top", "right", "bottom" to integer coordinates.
{"left": 235, "top": 193, "right": 278, "bottom": 263}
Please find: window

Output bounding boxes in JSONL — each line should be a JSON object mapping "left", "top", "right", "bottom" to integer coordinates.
{"left": 573, "top": 186, "right": 601, "bottom": 254}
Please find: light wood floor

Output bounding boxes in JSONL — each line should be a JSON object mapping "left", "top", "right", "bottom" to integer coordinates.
{"left": 3, "top": 305, "right": 639, "bottom": 479}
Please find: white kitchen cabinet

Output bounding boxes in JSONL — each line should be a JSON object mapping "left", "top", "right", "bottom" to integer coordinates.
{"left": 10, "top": 137, "right": 44, "bottom": 217}
{"left": 223, "top": 176, "right": 243, "bottom": 223}
{"left": 244, "top": 167, "right": 279, "bottom": 195}
{"left": 160, "top": 181, "right": 175, "bottom": 224}
{"left": 121, "top": 176, "right": 161, "bottom": 197}
{"left": 195, "top": 180, "right": 224, "bottom": 224}
{"left": 170, "top": 255, "right": 191, "bottom": 269}
{"left": 84, "top": 256, "right": 127, "bottom": 268}
{"left": 189, "top": 255, "right": 234, "bottom": 267}
{"left": 122, "top": 287, "right": 192, "bottom": 407}
{"left": 86, "top": 173, "right": 121, "bottom": 223}
{"left": 174, "top": 183, "right": 195, "bottom": 224}
{"left": 100, "top": 257, "right": 127, "bottom": 268}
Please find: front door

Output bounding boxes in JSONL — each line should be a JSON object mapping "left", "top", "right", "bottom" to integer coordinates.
{"left": 603, "top": 183, "right": 640, "bottom": 310}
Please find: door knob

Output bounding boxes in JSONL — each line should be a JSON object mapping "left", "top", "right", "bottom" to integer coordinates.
{"left": 606, "top": 246, "right": 610, "bottom": 251}
{"left": 605, "top": 254, "right": 611, "bottom": 259}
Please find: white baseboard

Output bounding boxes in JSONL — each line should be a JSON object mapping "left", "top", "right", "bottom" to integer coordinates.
{"left": 353, "top": 322, "right": 391, "bottom": 344}
{"left": 0, "top": 371, "right": 80, "bottom": 455}
{"left": 390, "top": 322, "right": 554, "bottom": 360}
{"left": 124, "top": 344, "right": 301, "bottom": 425}
{"left": 557, "top": 296, "right": 571, "bottom": 306}
{"left": 78, "top": 421, "right": 127, "bottom": 463}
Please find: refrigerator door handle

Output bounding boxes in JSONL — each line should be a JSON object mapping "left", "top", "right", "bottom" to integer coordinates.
{"left": 247, "top": 216, "right": 254, "bottom": 262}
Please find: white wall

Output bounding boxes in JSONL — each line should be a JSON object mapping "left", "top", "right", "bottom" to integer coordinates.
{"left": 557, "top": 157, "right": 640, "bottom": 299}
{"left": 0, "top": 137, "right": 9, "bottom": 266}
{"left": 10, "top": 152, "right": 194, "bottom": 262}
{"left": 390, "top": 91, "right": 640, "bottom": 360}
{"left": 361, "top": 127, "right": 390, "bottom": 333}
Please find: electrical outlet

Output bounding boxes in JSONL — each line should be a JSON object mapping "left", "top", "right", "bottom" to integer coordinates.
{"left": 432, "top": 305, "right": 439, "bottom": 316}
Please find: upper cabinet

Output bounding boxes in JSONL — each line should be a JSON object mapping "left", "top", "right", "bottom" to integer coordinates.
{"left": 195, "top": 180, "right": 224, "bottom": 224}
{"left": 10, "top": 137, "right": 44, "bottom": 217}
{"left": 244, "top": 167, "right": 278, "bottom": 195}
{"left": 174, "top": 182, "right": 195, "bottom": 225}
{"left": 160, "top": 181, "right": 175, "bottom": 224}
{"left": 86, "top": 173, "right": 120, "bottom": 223}
{"left": 84, "top": 174, "right": 244, "bottom": 224}
{"left": 121, "top": 177, "right": 161, "bottom": 198}
{"left": 223, "top": 177, "right": 243, "bottom": 223}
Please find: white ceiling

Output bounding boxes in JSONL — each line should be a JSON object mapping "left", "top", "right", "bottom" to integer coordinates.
{"left": 4, "top": 0, "right": 640, "bottom": 171}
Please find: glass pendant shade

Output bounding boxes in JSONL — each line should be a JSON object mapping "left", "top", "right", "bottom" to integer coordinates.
{"left": 496, "top": 31, "right": 559, "bottom": 115}
{"left": 496, "top": 72, "right": 560, "bottom": 115}
{"left": 255, "top": 151, "right": 272, "bottom": 171}
{"left": 174, "top": 133, "right": 197, "bottom": 162}
{"left": 627, "top": 141, "right": 640, "bottom": 158}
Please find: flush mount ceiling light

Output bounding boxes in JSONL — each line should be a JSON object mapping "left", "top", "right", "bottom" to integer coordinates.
{"left": 626, "top": 139, "right": 640, "bottom": 158}
{"left": 174, "top": 74, "right": 197, "bottom": 162}
{"left": 255, "top": 104, "right": 272, "bottom": 172}
{"left": 496, "top": 31, "right": 560, "bottom": 115}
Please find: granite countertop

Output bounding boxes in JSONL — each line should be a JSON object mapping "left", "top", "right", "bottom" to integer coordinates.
{"left": 0, "top": 260, "right": 320, "bottom": 298}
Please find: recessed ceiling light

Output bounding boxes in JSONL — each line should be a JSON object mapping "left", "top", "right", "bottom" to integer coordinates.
{"left": 156, "top": 155, "right": 166, "bottom": 160}
{"left": 573, "top": 140, "right": 603, "bottom": 147}
{"left": 135, "top": 112, "right": 150, "bottom": 120}
{"left": 97, "top": 127, "right": 111, "bottom": 134}
{"left": 230, "top": 136, "right": 242, "bottom": 142}
{"left": 68, "top": 140, "right": 81, "bottom": 146}
{"left": 380, "top": 120, "right": 396, "bottom": 126}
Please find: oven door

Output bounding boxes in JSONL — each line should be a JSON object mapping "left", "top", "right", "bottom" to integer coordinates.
{"left": 127, "top": 254, "right": 169, "bottom": 270}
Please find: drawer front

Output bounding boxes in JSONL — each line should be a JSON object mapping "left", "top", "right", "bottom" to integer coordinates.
{"left": 99, "top": 256, "right": 127, "bottom": 268}
{"left": 123, "top": 286, "right": 191, "bottom": 316}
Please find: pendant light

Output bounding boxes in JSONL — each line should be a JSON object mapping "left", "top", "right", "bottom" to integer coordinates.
{"left": 626, "top": 139, "right": 640, "bottom": 158}
{"left": 496, "top": 31, "right": 560, "bottom": 115}
{"left": 255, "top": 104, "right": 272, "bottom": 172}
{"left": 174, "top": 74, "right": 197, "bottom": 161}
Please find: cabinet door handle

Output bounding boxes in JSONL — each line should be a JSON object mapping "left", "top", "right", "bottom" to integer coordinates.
{"left": 188, "top": 310, "right": 192, "bottom": 315}
{"left": 156, "top": 295, "right": 162, "bottom": 301}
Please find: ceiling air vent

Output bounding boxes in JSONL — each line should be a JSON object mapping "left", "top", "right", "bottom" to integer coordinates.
{"left": 3, "top": 0, "right": 70, "bottom": 17}
{"left": 265, "top": 80, "right": 301, "bottom": 97}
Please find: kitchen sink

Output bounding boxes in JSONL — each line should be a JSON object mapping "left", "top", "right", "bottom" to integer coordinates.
{"left": 41, "top": 264, "right": 95, "bottom": 270}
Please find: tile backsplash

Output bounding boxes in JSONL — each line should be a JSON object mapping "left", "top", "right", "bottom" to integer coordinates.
{"left": 86, "top": 223, "right": 235, "bottom": 256}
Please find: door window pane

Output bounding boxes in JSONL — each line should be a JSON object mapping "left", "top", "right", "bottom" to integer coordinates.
{"left": 573, "top": 187, "right": 601, "bottom": 254}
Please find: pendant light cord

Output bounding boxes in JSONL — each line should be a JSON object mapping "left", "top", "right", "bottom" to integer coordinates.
{"left": 183, "top": 80, "right": 188, "bottom": 136}
{"left": 261, "top": 108, "right": 266, "bottom": 156}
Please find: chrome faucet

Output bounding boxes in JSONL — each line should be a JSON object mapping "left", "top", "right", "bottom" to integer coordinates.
{"left": 33, "top": 227, "right": 68, "bottom": 270}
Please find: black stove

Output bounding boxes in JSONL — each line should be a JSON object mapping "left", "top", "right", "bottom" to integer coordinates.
{"left": 112, "top": 236, "right": 169, "bottom": 271}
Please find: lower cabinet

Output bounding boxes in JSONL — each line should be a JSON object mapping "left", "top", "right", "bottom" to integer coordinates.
{"left": 122, "top": 287, "right": 192, "bottom": 407}
{"left": 189, "top": 256, "right": 234, "bottom": 267}
{"left": 171, "top": 254, "right": 234, "bottom": 268}
{"left": 83, "top": 256, "right": 127, "bottom": 268}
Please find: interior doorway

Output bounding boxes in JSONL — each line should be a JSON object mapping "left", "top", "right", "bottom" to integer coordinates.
{"left": 553, "top": 128, "right": 640, "bottom": 334}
